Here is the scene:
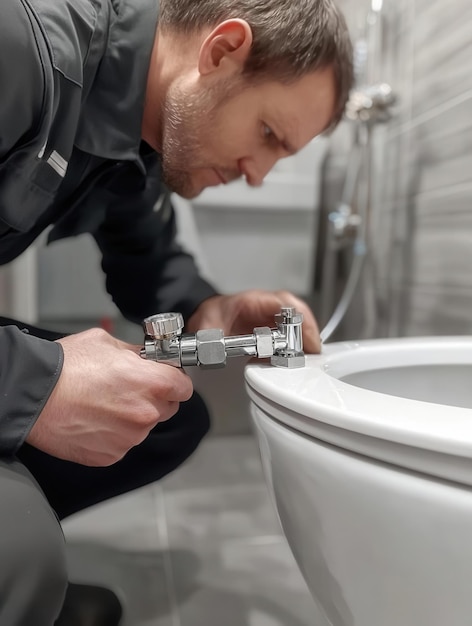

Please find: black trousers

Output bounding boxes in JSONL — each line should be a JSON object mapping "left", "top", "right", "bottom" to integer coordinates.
{"left": 17, "top": 390, "right": 210, "bottom": 519}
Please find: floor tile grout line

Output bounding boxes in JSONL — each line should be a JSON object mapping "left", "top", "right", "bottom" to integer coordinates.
{"left": 153, "top": 484, "right": 182, "bottom": 626}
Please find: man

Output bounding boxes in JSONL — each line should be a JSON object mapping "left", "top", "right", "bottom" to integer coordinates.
{"left": 0, "top": 0, "right": 353, "bottom": 623}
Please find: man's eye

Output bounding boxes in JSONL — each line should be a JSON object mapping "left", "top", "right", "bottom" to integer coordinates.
{"left": 263, "top": 124, "right": 275, "bottom": 140}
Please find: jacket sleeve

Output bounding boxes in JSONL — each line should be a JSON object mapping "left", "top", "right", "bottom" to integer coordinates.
{"left": 93, "top": 155, "right": 218, "bottom": 325}
{"left": 0, "top": 1, "right": 45, "bottom": 159}
{"left": 0, "top": 4, "right": 62, "bottom": 456}
{"left": 0, "top": 325, "right": 63, "bottom": 456}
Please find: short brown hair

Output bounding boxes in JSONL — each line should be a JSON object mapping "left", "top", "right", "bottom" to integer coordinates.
{"left": 159, "top": 0, "right": 354, "bottom": 129}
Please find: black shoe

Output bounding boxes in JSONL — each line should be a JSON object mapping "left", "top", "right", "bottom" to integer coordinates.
{"left": 55, "top": 583, "right": 123, "bottom": 626}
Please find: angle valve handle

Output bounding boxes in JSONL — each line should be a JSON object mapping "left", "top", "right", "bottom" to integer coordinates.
{"left": 142, "top": 312, "right": 184, "bottom": 338}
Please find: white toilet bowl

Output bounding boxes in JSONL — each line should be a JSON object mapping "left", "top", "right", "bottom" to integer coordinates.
{"left": 245, "top": 336, "right": 472, "bottom": 626}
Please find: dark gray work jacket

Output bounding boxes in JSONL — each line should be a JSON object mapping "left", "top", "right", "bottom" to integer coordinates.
{"left": 0, "top": 0, "right": 217, "bottom": 456}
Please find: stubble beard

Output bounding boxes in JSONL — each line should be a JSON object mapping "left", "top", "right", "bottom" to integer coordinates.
{"left": 160, "top": 78, "right": 240, "bottom": 198}
{"left": 160, "top": 82, "right": 213, "bottom": 198}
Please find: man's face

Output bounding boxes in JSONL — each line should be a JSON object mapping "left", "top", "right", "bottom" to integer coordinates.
{"left": 159, "top": 66, "right": 336, "bottom": 199}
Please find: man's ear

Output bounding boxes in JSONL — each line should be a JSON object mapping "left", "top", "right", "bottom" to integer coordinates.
{"left": 198, "top": 19, "right": 253, "bottom": 76}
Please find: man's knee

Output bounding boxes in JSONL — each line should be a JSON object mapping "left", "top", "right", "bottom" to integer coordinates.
{"left": 129, "top": 390, "right": 210, "bottom": 484}
{"left": 0, "top": 459, "right": 68, "bottom": 626}
{"left": 181, "top": 390, "right": 212, "bottom": 442}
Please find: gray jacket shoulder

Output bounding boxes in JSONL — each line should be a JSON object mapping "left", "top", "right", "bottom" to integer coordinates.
{"left": 0, "top": 0, "right": 110, "bottom": 233}
{"left": 25, "top": 0, "right": 109, "bottom": 86}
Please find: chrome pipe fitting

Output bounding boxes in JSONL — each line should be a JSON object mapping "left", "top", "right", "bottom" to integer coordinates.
{"left": 271, "top": 307, "right": 305, "bottom": 368}
{"left": 140, "top": 307, "right": 305, "bottom": 369}
{"left": 345, "top": 83, "right": 396, "bottom": 124}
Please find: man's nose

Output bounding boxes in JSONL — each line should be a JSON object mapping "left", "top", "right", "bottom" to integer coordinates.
{"left": 239, "top": 153, "right": 279, "bottom": 187}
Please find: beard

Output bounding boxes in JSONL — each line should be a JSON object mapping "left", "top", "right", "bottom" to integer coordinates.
{"left": 159, "top": 78, "right": 238, "bottom": 198}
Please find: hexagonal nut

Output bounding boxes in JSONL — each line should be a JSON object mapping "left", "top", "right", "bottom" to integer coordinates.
{"left": 196, "top": 329, "right": 226, "bottom": 369}
{"left": 270, "top": 354, "right": 306, "bottom": 369}
{"left": 254, "top": 327, "right": 274, "bottom": 358}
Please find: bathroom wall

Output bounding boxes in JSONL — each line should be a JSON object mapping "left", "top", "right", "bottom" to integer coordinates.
{"left": 329, "top": 0, "right": 472, "bottom": 339}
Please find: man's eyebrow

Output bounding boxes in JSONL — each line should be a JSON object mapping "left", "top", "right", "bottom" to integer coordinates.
{"left": 270, "top": 116, "right": 299, "bottom": 154}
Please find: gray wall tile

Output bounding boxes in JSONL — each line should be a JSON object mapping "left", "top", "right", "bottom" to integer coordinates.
{"left": 412, "top": 0, "right": 472, "bottom": 118}
{"left": 335, "top": 0, "right": 472, "bottom": 339}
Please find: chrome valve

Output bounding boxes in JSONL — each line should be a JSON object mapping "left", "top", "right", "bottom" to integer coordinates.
{"left": 140, "top": 307, "right": 305, "bottom": 369}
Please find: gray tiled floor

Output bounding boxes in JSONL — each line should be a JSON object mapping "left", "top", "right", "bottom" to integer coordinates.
{"left": 62, "top": 436, "right": 320, "bottom": 626}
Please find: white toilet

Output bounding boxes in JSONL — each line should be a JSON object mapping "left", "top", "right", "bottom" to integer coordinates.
{"left": 245, "top": 336, "right": 472, "bottom": 626}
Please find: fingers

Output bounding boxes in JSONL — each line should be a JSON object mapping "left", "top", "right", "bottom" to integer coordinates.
{"left": 87, "top": 329, "right": 194, "bottom": 401}
{"left": 227, "top": 290, "right": 321, "bottom": 353}
{"left": 224, "top": 289, "right": 321, "bottom": 353}
{"left": 31, "top": 327, "right": 196, "bottom": 466}
{"left": 185, "top": 289, "right": 323, "bottom": 362}
{"left": 140, "top": 357, "right": 194, "bottom": 403}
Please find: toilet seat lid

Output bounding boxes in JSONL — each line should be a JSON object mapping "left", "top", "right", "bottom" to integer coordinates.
{"left": 245, "top": 336, "right": 472, "bottom": 479}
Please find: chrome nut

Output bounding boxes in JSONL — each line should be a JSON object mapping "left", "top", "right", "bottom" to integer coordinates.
{"left": 254, "top": 327, "right": 274, "bottom": 358}
{"left": 270, "top": 354, "right": 306, "bottom": 369}
{"left": 196, "top": 329, "right": 226, "bottom": 369}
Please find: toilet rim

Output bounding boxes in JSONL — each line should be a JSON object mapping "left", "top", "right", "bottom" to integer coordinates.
{"left": 245, "top": 335, "right": 472, "bottom": 460}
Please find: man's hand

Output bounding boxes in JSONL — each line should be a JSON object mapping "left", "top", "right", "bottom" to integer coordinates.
{"left": 26, "top": 328, "right": 193, "bottom": 467}
{"left": 187, "top": 290, "right": 321, "bottom": 354}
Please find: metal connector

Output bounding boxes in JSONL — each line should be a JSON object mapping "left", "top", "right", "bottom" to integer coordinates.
{"left": 271, "top": 307, "right": 305, "bottom": 368}
{"left": 140, "top": 306, "right": 305, "bottom": 369}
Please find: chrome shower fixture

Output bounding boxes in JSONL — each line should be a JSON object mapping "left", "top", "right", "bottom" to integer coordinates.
{"left": 346, "top": 83, "right": 396, "bottom": 123}
{"left": 140, "top": 307, "right": 305, "bottom": 369}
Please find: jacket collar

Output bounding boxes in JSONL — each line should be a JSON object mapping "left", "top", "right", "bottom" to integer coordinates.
{"left": 74, "top": 0, "right": 159, "bottom": 167}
